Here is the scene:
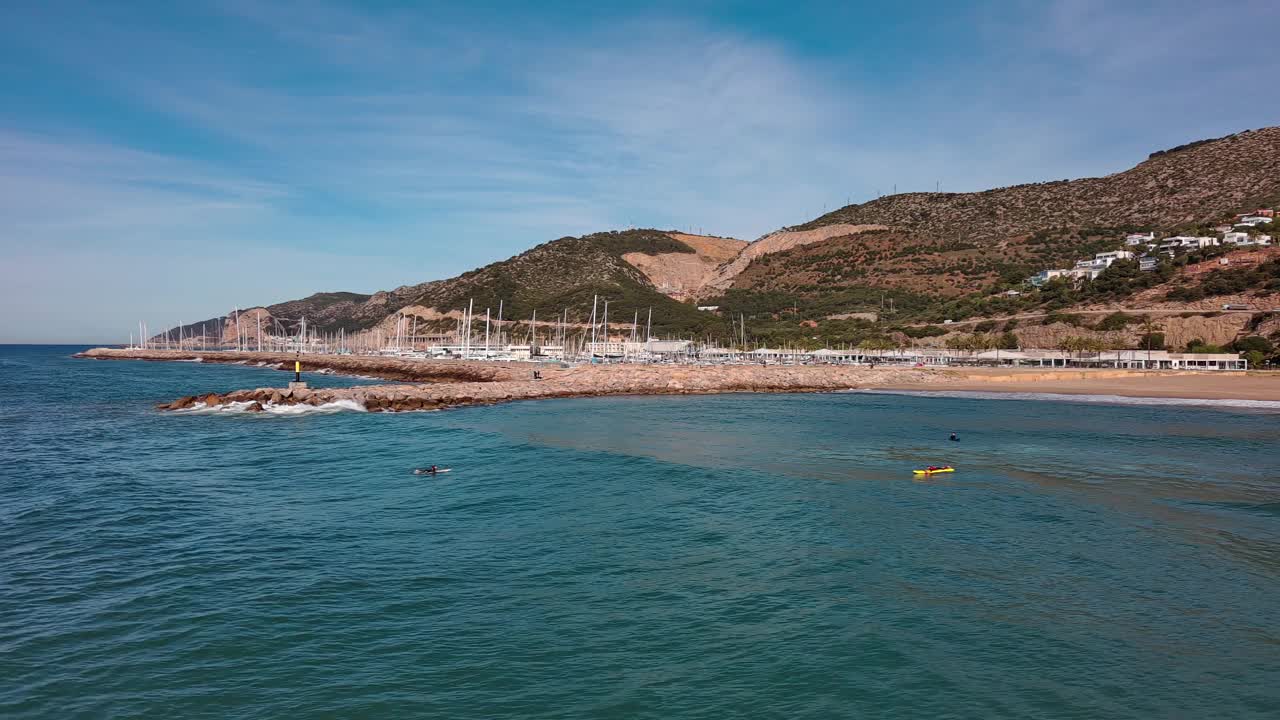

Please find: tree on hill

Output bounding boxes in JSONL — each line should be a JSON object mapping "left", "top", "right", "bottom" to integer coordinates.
{"left": 1233, "top": 335, "right": 1274, "bottom": 355}
{"left": 1184, "top": 337, "right": 1226, "bottom": 353}
{"left": 857, "top": 337, "right": 898, "bottom": 351}
{"left": 1137, "top": 316, "right": 1165, "bottom": 360}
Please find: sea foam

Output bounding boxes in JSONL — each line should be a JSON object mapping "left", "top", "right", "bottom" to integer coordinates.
{"left": 172, "top": 399, "right": 367, "bottom": 416}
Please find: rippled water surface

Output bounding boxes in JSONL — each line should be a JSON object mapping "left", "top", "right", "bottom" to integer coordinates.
{"left": 3, "top": 345, "right": 1280, "bottom": 718}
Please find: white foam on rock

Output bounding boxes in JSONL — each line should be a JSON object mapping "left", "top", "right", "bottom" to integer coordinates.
{"left": 171, "top": 399, "right": 368, "bottom": 416}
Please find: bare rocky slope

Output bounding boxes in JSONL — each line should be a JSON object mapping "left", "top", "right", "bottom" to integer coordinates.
{"left": 719, "top": 127, "right": 1280, "bottom": 299}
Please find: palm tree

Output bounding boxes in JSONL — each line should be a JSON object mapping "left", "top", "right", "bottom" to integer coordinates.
{"left": 1139, "top": 315, "right": 1164, "bottom": 368}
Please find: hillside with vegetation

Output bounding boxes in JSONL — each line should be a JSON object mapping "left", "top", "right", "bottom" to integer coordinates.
{"left": 165, "top": 127, "right": 1280, "bottom": 361}
{"left": 170, "top": 230, "right": 738, "bottom": 343}
{"left": 397, "top": 230, "right": 722, "bottom": 336}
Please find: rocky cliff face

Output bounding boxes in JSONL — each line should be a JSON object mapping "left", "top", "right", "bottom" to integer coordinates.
{"left": 917, "top": 313, "right": 1258, "bottom": 352}
{"left": 621, "top": 233, "right": 747, "bottom": 300}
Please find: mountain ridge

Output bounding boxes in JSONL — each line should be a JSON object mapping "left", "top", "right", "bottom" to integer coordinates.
{"left": 162, "top": 126, "right": 1280, "bottom": 349}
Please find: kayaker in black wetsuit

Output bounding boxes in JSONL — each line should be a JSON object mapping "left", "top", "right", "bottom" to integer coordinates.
{"left": 413, "top": 465, "right": 439, "bottom": 475}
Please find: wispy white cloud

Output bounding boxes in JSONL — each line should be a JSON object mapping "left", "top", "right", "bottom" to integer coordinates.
{"left": 0, "top": 130, "right": 283, "bottom": 243}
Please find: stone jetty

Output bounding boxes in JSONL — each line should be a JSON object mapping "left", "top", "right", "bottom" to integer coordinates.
{"left": 75, "top": 348, "right": 955, "bottom": 413}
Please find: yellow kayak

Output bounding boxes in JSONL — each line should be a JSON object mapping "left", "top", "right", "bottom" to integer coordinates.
{"left": 913, "top": 466, "right": 955, "bottom": 475}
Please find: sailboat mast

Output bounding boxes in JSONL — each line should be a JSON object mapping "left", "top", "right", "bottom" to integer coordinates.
{"left": 589, "top": 295, "right": 598, "bottom": 356}
{"left": 466, "top": 299, "right": 474, "bottom": 357}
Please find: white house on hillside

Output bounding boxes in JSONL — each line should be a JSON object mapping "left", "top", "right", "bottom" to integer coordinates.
{"left": 1125, "top": 232, "right": 1156, "bottom": 246}
{"left": 1235, "top": 217, "right": 1274, "bottom": 229}
{"left": 1074, "top": 250, "right": 1134, "bottom": 272}
{"left": 1223, "top": 232, "right": 1273, "bottom": 246}
{"left": 1029, "top": 268, "right": 1071, "bottom": 286}
{"left": 1159, "top": 236, "right": 1218, "bottom": 251}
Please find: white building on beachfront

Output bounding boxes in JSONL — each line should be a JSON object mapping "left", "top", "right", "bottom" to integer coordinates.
{"left": 799, "top": 347, "right": 1248, "bottom": 370}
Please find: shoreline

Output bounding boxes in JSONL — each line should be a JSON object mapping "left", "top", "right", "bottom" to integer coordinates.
{"left": 878, "top": 367, "right": 1280, "bottom": 401}
{"left": 74, "top": 348, "right": 1280, "bottom": 412}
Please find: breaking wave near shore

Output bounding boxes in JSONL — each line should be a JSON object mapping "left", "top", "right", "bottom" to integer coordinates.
{"left": 171, "top": 398, "right": 369, "bottom": 416}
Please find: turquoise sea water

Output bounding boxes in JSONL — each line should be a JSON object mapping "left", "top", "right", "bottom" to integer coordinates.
{"left": 2, "top": 345, "right": 1279, "bottom": 718}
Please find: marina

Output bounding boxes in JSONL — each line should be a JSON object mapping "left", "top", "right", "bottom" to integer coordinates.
{"left": 124, "top": 295, "right": 1251, "bottom": 371}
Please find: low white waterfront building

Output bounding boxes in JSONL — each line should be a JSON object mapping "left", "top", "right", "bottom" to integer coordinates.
{"left": 794, "top": 347, "right": 1247, "bottom": 370}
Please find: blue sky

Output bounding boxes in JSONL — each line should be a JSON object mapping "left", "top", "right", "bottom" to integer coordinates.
{"left": 2, "top": 0, "right": 1277, "bottom": 342}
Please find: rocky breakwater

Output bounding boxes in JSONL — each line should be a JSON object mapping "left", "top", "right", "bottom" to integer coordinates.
{"left": 153, "top": 362, "right": 954, "bottom": 414}
{"left": 75, "top": 348, "right": 526, "bottom": 383}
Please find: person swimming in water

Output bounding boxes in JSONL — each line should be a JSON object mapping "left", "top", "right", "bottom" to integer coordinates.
{"left": 949, "top": 432, "right": 959, "bottom": 442}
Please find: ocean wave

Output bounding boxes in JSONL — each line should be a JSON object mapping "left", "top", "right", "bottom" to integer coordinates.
{"left": 847, "top": 389, "right": 1280, "bottom": 412}
{"left": 171, "top": 399, "right": 367, "bottom": 416}
{"left": 174, "top": 357, "right": 204, "bottom": 363}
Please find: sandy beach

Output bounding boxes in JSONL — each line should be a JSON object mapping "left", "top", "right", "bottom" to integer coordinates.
{"left": 75, "top": 348, "right": 1280, "bottom": 411}
{"left": 879, "top": 367, "right": 1280, "bottom": 401}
